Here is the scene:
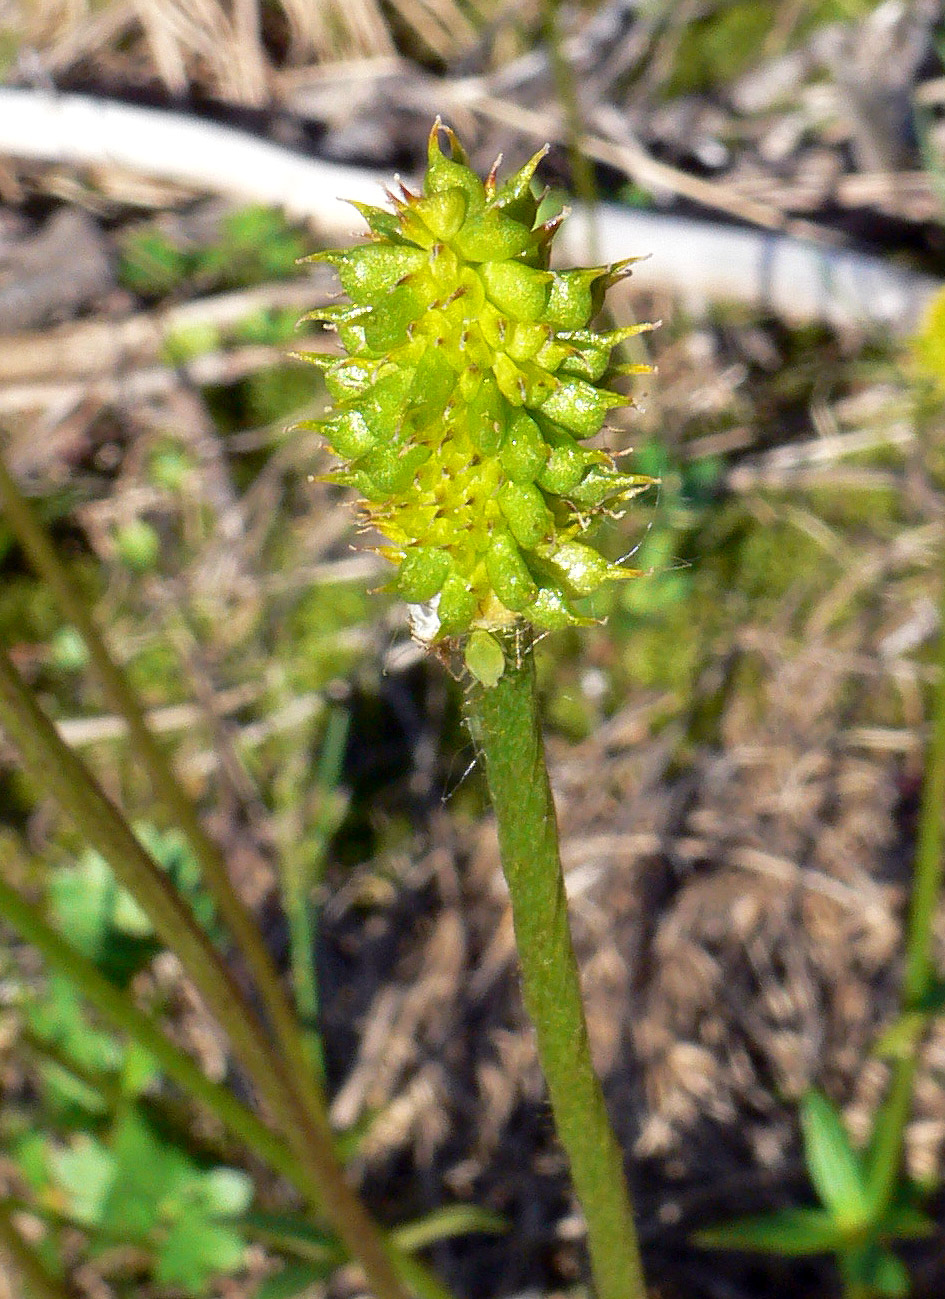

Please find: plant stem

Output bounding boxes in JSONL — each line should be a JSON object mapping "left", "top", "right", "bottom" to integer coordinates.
{"left": 0, "top": 644, "right": 413, "bottom": 1299}
{"left": 0, "top": 453, "right": 331, "bottom": 1142}
{"left": 278, "top": 702, "right": 350, "bottom": 1078}
{"left": 0, "top": 1200, "right": 73, "bottom": 1299}
{"left": 867, "top": 558, "right": 945, "bottom": 1213}
{"left": 902, "top": 575, "right": 945, "bottom": 1008}
{"left": 464, "top": 632, "right": 645, "bottom": 1299}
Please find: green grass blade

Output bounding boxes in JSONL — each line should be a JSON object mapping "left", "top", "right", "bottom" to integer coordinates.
{"left": 800, "top": 1091, "right": 871, "bottom": 1230}
{"left": 695, "top": 1206, "right": 847, "bottom": 1257}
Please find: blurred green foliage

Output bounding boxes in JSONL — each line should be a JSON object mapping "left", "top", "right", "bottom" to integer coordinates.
{"left": 666, "top": 0, "right": 883, "bottom": 97}
{"left": 119, "top": 206, "right": 309, "bottom": 299}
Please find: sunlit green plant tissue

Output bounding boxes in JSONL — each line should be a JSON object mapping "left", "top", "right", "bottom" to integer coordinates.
{"left": 299, "top": 119, "right": 652, "bottom": 1299}
{"left": 297, "top": 119, "right": 653, "bottom": 678}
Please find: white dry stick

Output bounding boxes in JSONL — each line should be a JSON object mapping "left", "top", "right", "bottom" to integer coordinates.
{"left": 0, "top": 87, "right": 940, "bottom": 335}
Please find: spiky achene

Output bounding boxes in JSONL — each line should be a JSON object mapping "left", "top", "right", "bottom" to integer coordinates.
{"left": 297, "top": 121, "right": 653, "bottom": 646}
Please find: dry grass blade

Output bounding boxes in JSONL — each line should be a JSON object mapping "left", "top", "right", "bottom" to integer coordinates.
{"left": 132, "top": 0, "right": 268, "bottom": 103}
{"left": 278, "top": 0, "right": 393, "bottom": 62}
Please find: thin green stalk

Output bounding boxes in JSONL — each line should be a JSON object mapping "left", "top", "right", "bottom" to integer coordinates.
{"left": 279, "top": 703, "right": 350, "bottom": 1078}
{"left": 867, "top": 563, "right": 945, "bottom": 1213}
{"left": 464, "top": 632, "right": 645, "bottom": 1299}
{"left": 0, "top": 452, "right": 331, "bottom": 1140}
{"left": 0, "top": 1200, "right": 72, "bottom": 1299}
{"left": 902, "top": 573, "right": 945, "bottom": 1006}
{"left": 0, "top": 645, "right": 412, "bottom": 1299}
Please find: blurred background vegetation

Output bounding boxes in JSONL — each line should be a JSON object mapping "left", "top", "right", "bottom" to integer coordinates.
{"left": 1, "top": 1, "right": 945, "bottom": 1297}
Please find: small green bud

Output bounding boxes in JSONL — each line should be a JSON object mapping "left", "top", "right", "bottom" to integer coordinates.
{"left": 437, "top": 574, "right": 478, "bottom": 635}
{"left": 115, "top": 519, "right": 161, "bottom": 573}
{"left": 50, "top": 626, "right": 90, "bottom": 672}
{"left": 539, "top": 540, "right": 636, "bottom": 599}
{"left": 398, "top": 547, "right": 451, "bottom": 601}
{"left": 454, "top": 211, "right": 533, "bottom": 263}
{"left": 297, "top": 119, "right": 655, "bottom": 642}
{"left": 537, "top": 444, "right": 589, "bottom": 495}
{"left": 498, "top": 481, "right": 553, "bottom": 549}
{"left": 464, "top": 629, "right": 506, "bottom": 688}
{"left": 467, "top": 373, "right": 506, "bottom": 454}
{"left": 313, "top": 244, "right": 426, "bottom": 305}
{"left": 409, "top": 189, "right": 468, "bottom": 241}
{"left": 318, "top": 409, "right": 376, "bottom": 458}
{"left": 479, "top": 261, "right": 552, "bottom": 322}
{"left": 486, "top": 531, "right": 539, "bottom": 611}
{"left": 500, "top": 412, "right": 549, "bottom": 483}
{"left": 545, "top": 268, "right": 605, "bottom": 330}
{"left": 540, "top": 377, "right": 624, "bottom": 438}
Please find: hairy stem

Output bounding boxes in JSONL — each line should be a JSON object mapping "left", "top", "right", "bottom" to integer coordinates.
{"left": 464, "top": 633, "right": 645, "bottom": 1299}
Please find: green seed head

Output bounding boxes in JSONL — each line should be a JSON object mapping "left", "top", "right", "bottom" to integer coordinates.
{"left": 298, "top": 120, "right": 654, "bottom": 642}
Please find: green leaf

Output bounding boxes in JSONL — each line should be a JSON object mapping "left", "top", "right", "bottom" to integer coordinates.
{"left": 800, "top": 1090, "right": 872, "bottom": 1230}
{"left": 50, "top": 1136, "right": 115, "bottom": 1228}
{"left": 694, "top": 1206, "right": 847, "bottom": 1256}
{"left": 48, "top": 851, "right": 125, "bottom": 962}
{"left": 880, "top": 1203, "right": 937, "bottom": 1242}
{"left": 100, "top": 1111, "right": 193, "bottom": 1241}
{"left": 916, "top": 976, "right": 945, "bottom": 1013}
{"left": 156, "top": 1217, "right": 246, "bottom": 1294}
{"left": 119, "top": 1042, "right": 160, "bottom": 1098}
{"left": 27, "top": 977, "right": 123, "bottom": 1107}
{"left": 841, "top": 1242, "right": 912, "bottom": 1298}
{"left": 390, "top": 1203, "right": 507, "bottom": 1252}
{"left": 867, "top": 1248, "right": 912, "bottom": 1297}
{"left": 199, "top": 1168, "right": 254, "bottom": 1218}
{"left": 239, "top": 1211, "right": 343, "bottom": 1266}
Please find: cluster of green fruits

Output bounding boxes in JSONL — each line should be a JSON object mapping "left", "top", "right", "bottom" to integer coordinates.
{"left": 297, "top": 120, "right": 652, "bottom": 670}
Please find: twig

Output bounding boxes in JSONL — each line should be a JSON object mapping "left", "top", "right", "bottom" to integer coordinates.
{"left": 0, "top": 338, "right": 333, "bottom": 418}
{"left": 0, "top": 88, "right": 938, "bottom": 334}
